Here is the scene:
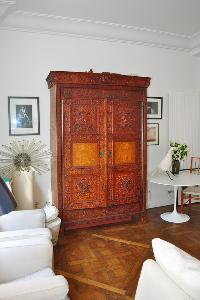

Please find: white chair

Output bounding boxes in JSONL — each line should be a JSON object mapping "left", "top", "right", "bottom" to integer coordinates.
{"left": 180, "top": 156, "right": 200, "bottom": 213}
{"left": 0, "top": 207, "right": 61, "bottom": 245}
{"left": 0, "top": 237, "right": 69, "bottom": 300}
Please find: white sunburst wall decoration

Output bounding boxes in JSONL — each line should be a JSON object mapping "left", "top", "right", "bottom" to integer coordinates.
{"left": 0, "top": 139, "right": 51, "bottom": 178}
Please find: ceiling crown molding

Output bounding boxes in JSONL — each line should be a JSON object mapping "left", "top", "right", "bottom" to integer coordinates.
{"left": 0, "top": 0, "right": 15, "bottom": 19}
{"left": 0, "top": 9, "right": 199, "bottom": 55}
{"left": 189, "top": 31, "right": 200, "bottom": 56}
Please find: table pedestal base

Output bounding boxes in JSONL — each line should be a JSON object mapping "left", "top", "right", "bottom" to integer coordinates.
{"left": 161, "top": 211, "right": 190, "bottom": 223}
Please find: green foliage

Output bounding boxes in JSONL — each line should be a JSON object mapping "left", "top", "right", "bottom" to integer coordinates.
{"left": 170, "top": 142, "right": 188, "bottom": 161}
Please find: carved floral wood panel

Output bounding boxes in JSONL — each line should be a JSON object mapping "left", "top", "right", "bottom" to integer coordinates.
{"left": 111, "top": 171, "right": 141, "bottom": 205}
{"left": 71, "top": 104, "right": 98, "bottom": 134}
{"left": 64, "top": 175, "right": 100, "bottom": 210}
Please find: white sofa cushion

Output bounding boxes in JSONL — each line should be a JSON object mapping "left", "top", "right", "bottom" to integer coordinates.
{"left": 0, "top": 276, "right": 69, "bottom": 300}
{"left": 0, "top": 228, "right": 51, "bottom": 242}
{"left": 152, "top": 238, "right": 200, "bottom": 300}
{"left": 0, "top": 210, "right": 46, "bottom": 231}
{"left": 11, "top": 268, "right": 55, "bottom": 283}
{"left": 0, "top": 237, "right": 53, "bottom": 283}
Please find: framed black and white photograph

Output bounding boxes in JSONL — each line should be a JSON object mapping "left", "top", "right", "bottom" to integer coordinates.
{"left": 8, "top": 97, "right": 40, "bottom": 136}
{"left": 147, "top": 123, "right": 159, "bottom": 145}
{"left": 147, "top": 97, "right": 163, "bottom": 119}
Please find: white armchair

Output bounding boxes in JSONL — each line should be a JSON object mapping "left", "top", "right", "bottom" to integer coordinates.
{"left": 0, "top": 237, "right": 69, "bottom": 300}
{"left": 135, "top": 259, "right": 191, "bottom": 300}
{"left": 135, "top": 238, "right": 200, "bottom": 300}
{"left": 0, "top": 207, "right": 61, "bottom": 244}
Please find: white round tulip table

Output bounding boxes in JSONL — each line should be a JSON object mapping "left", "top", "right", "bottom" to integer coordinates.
{"left": 149, "top": 171, "right": 200, "bottom": 223}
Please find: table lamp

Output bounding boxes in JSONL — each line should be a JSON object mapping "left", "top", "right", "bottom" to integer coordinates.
{"left": 151, "top": 148, "right": 174, "bottom": 180}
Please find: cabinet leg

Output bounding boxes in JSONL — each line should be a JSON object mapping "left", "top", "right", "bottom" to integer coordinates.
{"left": 59, "top": 225, "right": 65, "bottom": 236}
{"left": 140, "top": 213, "right": 147, "bottom": 223}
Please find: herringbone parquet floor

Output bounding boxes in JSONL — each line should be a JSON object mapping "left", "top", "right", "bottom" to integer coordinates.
{"left": 54, "top": 204, "right": 200, "bottom": 299}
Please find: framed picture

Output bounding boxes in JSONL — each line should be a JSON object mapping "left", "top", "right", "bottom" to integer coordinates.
{"left": 147, "top": 97, "right": 163, "bottom": 119}
{"left": 147, "top": 123, "right": 159, "bottom": 145}
{"left": 8, "top": 97, "right": 40, "bottom": 136}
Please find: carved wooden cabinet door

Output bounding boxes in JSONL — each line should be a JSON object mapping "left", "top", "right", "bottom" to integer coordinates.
{"left": 62, "top": 87, "right": 107, "bottom": 211}
{"left": 106, "top": 90, "right": 144, "bottom": 207}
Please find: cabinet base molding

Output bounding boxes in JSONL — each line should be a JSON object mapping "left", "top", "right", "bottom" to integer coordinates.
{"left": 63, "top": 213, "right": 138, "bottom": 231}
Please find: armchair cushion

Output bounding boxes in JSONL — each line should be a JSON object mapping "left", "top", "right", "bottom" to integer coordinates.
{"left": 0, "top": 207, "right": 61, "bottom": 245}
{"left": 0, "top": 274, "right": 69, "bottom": 300}
{"left": 152, "top": 238, "right": 200, "bottom": 299}
{"left": 0, "top": 237, "right": 69, "bottom": 300}
{"left": 0, "top": 237, "right": 52, "bottom": 283}
{"left": 0, "top": 228, "right": 51, "bottom": 242}
{"left": 0, "top": 210, "right": 45, "bottom": 231}
{"left": 11, "top": 268, "right": 54, "bottom": 282}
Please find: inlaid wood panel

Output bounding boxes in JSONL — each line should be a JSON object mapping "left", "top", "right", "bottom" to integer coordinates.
{"left": 114, "top": 142, "right": 136, "bottom": 164}
{"left": 73, "top": 143, "right": 97, "bottom": 167}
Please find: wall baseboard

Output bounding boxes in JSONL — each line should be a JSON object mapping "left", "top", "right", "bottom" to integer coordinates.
{"left": 147, "top": 198, "right": 173, "bottom": 209}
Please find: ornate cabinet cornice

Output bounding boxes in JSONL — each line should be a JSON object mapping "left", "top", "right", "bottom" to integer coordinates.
{"left": 46, "top": 71, "right": 150, "bottom": 89}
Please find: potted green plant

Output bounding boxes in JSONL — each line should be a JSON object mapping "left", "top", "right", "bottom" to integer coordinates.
{"left": 170, "top": 142, "right": 188, "bottom": 174}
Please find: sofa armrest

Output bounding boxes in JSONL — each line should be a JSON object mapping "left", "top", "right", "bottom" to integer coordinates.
{"left": 0, "top": 275, "right": 69, "bottom": 300}
{"left": 0, "top": 237, "right": 53, "bottom": 283}
{"left": 135, "top": 259, "right": 192, "bottom": 300}
{"left": 0, "top": 209, "right": 45, "bottom": 231}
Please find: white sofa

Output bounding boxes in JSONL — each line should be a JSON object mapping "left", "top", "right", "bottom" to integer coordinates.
{"left": 0, "top": 207, "right": 61, "bottom": 244}
{"left": 0, "top": 237, "right": 69, "bottom": 299}
{"left": 135, "top": 238, "right": 200, "bottom": 300}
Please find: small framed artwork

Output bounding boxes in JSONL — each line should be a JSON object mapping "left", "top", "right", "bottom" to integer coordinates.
{"left": 147, "top": 123, "right": 159, "bottom": 145}
{"left": 147, "top": 97, "right": 163, "bottom": 119}
{"left": 8, "top": 97, "right": 40, "bottom": 136}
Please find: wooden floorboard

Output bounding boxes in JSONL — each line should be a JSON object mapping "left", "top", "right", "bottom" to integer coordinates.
{"left": 54, "top": 204, "right": 200, "bottom": 299}
{"left": 92, "top": 233, "right": 150, "bottom": 249}
{"left": 55, "top": 269, "right": 132, "bottom": 299}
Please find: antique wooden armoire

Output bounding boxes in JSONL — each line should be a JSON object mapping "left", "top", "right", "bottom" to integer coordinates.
{"left": 46, "top": 71, "right": 151, "bottom": 231}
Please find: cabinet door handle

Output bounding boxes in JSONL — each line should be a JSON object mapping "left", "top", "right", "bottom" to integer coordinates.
{"left": 99, "top": 151, "right": 104, "bottom": 157}
{"left": 108, "top": 151, "right": 112, "bottom": 157}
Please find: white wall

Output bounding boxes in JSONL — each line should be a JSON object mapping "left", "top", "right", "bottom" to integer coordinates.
{"left": 0, "top": 29, "right": 199, "bottom": 208}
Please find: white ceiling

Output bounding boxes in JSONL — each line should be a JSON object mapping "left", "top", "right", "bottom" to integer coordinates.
{"left": 1, "top": 0, "right": 200, "bottom": 55}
